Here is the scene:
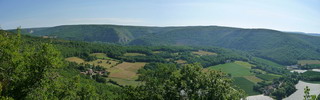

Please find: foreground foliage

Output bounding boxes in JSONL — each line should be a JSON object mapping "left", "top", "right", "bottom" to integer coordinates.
{"left": 123, "top": 63, "right": 245, "bottom": 100}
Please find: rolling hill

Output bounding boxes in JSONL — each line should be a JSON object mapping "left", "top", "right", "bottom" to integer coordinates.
{"left": 14, "top": 25, "right": 320, "bottom": 65}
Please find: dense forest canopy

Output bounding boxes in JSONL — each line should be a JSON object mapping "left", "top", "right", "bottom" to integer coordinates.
{"left": 0, "top": 29, "right": 248, "bottom": 99}
{"left": 15, "top": 25, "right": 320, "bottom": 65}
{"left": 2, "top": 26, "right": 320, "bottom": 100}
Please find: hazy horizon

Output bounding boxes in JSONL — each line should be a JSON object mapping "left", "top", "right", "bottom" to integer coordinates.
{"left": 1, "top": 0, "right": 319, "bottom": 33}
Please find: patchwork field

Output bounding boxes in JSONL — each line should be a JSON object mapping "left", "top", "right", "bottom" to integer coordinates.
{"left": 298, "top": 60, "right": 320, "bottom": 66}
{"left": 65, "top": 53, "right": 147, "bottom": 86}
{"left": 233, "top": 77, "right": 259, "bottom": 95}
{"left": 65, "top": 55, "right": 119, "bottom": 69}
{"left": 243, "top": 76, "right": 263, "bottom": 83}
{"left": 192, "top": 50, "right": 217, "bottom": 56}
{"left": 124, "top": 53, "right": 146, "bottom": 56}
{"left": 207, "top": 61, "right": 263, "bottom": 95}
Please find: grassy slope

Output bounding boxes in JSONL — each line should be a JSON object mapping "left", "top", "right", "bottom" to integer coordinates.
{"left": 208, "top": 62, "right": 252, "bottom": 77}
{"left": 233, "top": 77, "right": 259, "bottom": 95}
{"left": 256, "top": 74, "right": 281, "bottom": 81}
{"left": 207, "top": 61, "right": 262, "bottom": 95}
{"left": 18, "top": 25, "right": 320, "bottom": 65}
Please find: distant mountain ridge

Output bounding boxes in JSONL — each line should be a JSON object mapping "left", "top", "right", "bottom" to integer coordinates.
{"left": 13, "top": 24, "right": 320, "bottom": 65}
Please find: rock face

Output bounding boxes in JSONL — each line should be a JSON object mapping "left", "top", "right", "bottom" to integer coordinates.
{"left": 284, "top": 81, "right": 320, "bottom": 100}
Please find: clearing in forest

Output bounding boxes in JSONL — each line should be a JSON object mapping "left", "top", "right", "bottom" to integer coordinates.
{"left": 175, "top": 60, "right": 187, "bottom": 64}
{"left": 108, "top": 62, "right": 146, "bottom": 81}
{"left": 192, "top": 50, "right": 217, "bottom": 56}
{"left": 152, "top": 51, "right": 163, "bottom": 54}
{"left": 124, "top": 53, "right": 146, "bottom": 56}
{"left": 208, "top": 62, "right": 252, "bottom": 77}
{"left": 298, "top": 60, "right": 320, "bottom": 66}
{"left": 65, "top": 57, "right": 85, "bottom": 64}
{"left": 89, "top": 53, "right": 111, "bottom": 59}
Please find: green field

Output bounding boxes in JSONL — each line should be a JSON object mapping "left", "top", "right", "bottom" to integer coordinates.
{"left": 208, "top": 62, "right": 252, "bottom": 77}
{"left": 108, "top": 77, "right": 142, "bottom": 86}
{"left": 233, "top": 77, "right": 259, "bottom": 95}
{"left": 252, "top": 57, "right": 283, "bottom": 68}
{"left": 207, "top": 61, "right": 264, "bottom": 95}
{"left": 90, "top": 53, "right": 111, "bottom": 59}
{"left": 243, "top": 76, "right": 263, "bottom": 83}
{"left": 256, "top": 74, "right": 281, "bottom": 81}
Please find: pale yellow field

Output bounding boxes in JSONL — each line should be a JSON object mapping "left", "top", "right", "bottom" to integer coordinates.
{"left": 175, "top": 60, "right": 187, "bottom": 64}
{"left": 65, "top": 57, "right": 85, "bottom": 64}
{"left": 243, "top": 76, "right": 263, "bottom": 83}
{"left": 298, "top": 60, "right": 320, "bottom": 66}
{"left": 234, "top": 61, "right": 254, "bottom": 68}
{"left": 65, "top": 54, "right": 147, "bottom": 86}
{"left": 108, "top": 62, "right": 146, "bottom": 80}
{"left": 152, "top": 51, "right": 162, "bottom": 54}
{"left": 192, "top": 50, "right": 217, "bottom": 56}
{"left": 124, "top": 53, "right": 146, "bottom": 56}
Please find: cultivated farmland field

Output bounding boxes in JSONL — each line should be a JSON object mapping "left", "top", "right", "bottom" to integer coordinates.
{"left": 65, "top": 57, "right": 85, "bottom": 64}
{"left": 298, "top": 60, "right": 320, "bottom": 66}
{"left": 243, "top": 76, "right": 263, "bottom": 83}
{"left": 233, "top": 77, "right": 260, "bottom": 95}
{"left": 175, "top": 60, "right": 187, "bottom": 64}
{"left": 89, "top": 53, "right": 111, "bottom": 59}
{"left": 208, "top": 62, "right": 252, "bottom": 77}
{"left": 124, "top": 53, "right": 146, "bottom": 56}
{"left": 207, "top": 61, "right": 264, "bottom": 95}
{"left": 108, "top": 62, "right": 146, "bottom": 80}
{"left": 256, "top": 74, "right": 281, "bottom": 81}
{"left": 65, "top": 53, "right": 147, "bottom": 86}
{"left": 192, "top": 50, "right": 217, "bottom": 56}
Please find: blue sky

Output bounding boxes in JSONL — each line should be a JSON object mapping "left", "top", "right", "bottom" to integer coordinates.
{"left": 0, "top": 0, "right": 319, "bottom": 33}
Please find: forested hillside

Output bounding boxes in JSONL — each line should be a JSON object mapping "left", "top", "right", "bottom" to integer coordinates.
{"left": 15, "top": 25, "right": 320, "bottom": 65}
{"left": 3, "top": 27, "right": 318, "bottom": 99}
{"left": 0, "top": 29, "right": 247, "bottom": 99}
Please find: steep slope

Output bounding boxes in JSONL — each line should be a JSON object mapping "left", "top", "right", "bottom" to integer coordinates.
{"left": 130, "top": 26, "right": 320, "bottom": 65}
{"left": 15, "top": 25, "right": 320, "bottom": 65}
{"left": 17, "top": 25, "right": 160, "bottom": 43}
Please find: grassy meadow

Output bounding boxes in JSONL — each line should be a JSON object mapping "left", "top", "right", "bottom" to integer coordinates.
{"left": 207, "top": 61, "right": 263, "bottom": 95}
